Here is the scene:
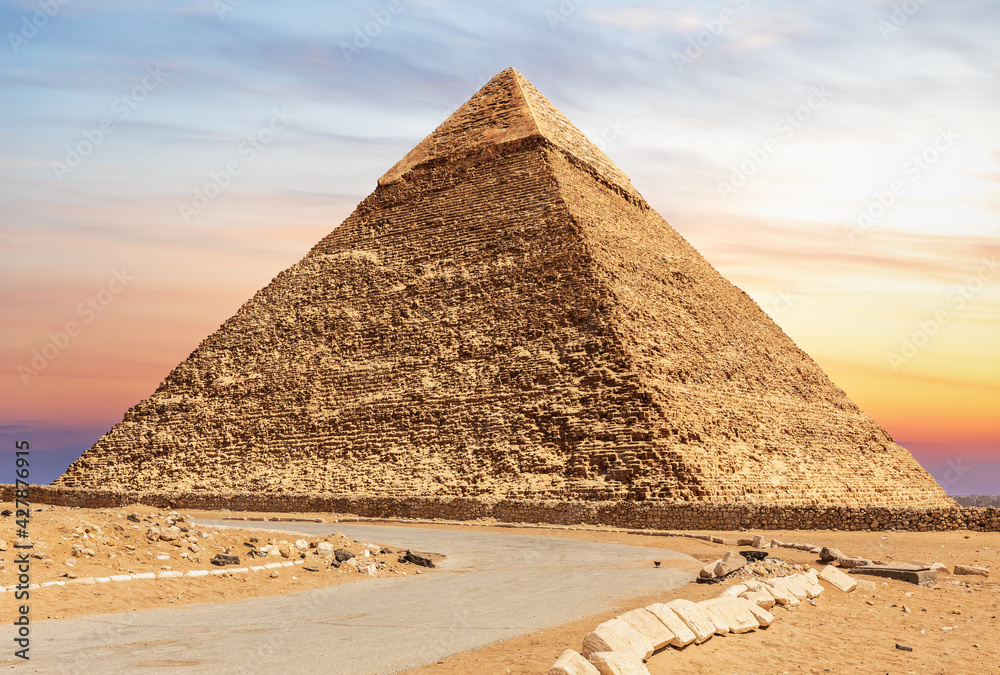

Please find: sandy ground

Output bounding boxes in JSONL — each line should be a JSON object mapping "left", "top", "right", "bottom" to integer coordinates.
{"left": 3, "top": 505, "right": 997, "bottom": 674}
{"left": 398, "top": 527, "right": 999, "bottom": 675}
{"left": 0, "top": 503, "right": 436, "bottom": 623}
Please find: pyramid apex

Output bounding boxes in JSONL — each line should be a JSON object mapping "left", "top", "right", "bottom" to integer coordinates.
{"left": 378, "top": 69, "right": 638, "bottom": 198}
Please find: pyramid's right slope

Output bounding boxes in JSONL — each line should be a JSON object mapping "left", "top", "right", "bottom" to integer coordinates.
{"left": 57, "top": 68, "right": 951, "bottom": 506}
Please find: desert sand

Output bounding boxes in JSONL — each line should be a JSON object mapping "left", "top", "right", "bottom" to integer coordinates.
{"left": 0, "top": 503, "right": 435, "bottom": 624}
{"left": 395, "top": 525, "right": 998, "bottom": 674}
{"left": 4, "top": 505, "right": 996, "bottom": 673}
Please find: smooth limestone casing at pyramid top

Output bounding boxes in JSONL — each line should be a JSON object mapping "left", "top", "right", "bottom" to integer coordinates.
{"left": 57, "top": 68, "right": 952, "bottom": 506}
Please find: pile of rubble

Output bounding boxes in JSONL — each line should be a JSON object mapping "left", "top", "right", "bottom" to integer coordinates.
{"left": 0, "top": 507, "right": 436, "bottom": 588}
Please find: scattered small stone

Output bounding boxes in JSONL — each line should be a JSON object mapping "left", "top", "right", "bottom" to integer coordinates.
{"left": 400, "top": 550, "right": 435, "bottom": 568}
{"left": 269, "top": 570, "right": 279, "bottom": 578}
{"left": 333, "top": 548, "right": 355, "bottom": 563}
{"left": 210, "top": 553, "right": 240, "bottom": 566}
{"left": 895, "top": 644, "right": 913, "bottom": 652}
{"left": 953, "top": 565, "right": 989, "bottom": 577}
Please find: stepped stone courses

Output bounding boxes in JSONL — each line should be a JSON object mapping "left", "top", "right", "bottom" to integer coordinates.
{"left": 57, "top": 68, "right": 951, "bottom": 507}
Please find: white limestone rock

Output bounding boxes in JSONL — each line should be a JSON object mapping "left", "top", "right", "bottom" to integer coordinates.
{"left": 700, "top": 597, "right": 761, "bottom": 634}
{"left": 618, "top": 609, "right": 673, "bottom": 651}
{"left": 663, "top": 599, "right": 716, "bottom": 644}
{"left": 645, "top": 603, "right": 696, "bottom": 648}
{"left": 549, "top": 650, "right": 600, "bottom": 675}
{"left": 818, "top": 565, "right": 858, "bottom": 593}
{"left": 587, "top": 652, "right": 651, "bottom": 675}
{"left": 582, "top": 619, "right": 654, "bottom": 661}
{"left": 739, "top": 589, "right": 776, "bottom": 610}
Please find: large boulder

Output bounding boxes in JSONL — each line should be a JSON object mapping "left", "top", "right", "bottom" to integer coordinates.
{"left": 662, "top": 599, "right": 716, "bottom": 644}
{"left": 549, "top": 650, "right": 600, "bottom": 675}
{"left": 700, "top": 597, "right": 760, "bottom": 634}
{"left": 587, "top": 652, "right": 651, "bottom": 675}
{"left": 739, "top": 589, "right": 776, "bottom": 610}
{"left": 768, "top": 577, "right": 808, "bottom": 601}
{"left": 644, "top": 603, "right": 696, "bottom": 647}
{"left": 789, "top": 573, "right": 824, "bottom": 599}
{"left": 582, "top": 619, "right": 654, "bottom": 661}
{"left": 617, "top": 609, "right": 673, "bottom": 651}
{"left": 819, "top": 565, "right": 858, "bottom": 593}
{"left": 700, "top": 561, "right": 720, "bottom": 579}
{"left": 714, "top": 553, "right": 746, "bottom": 578}
{"left": 760, "top": 579, "right": 799, "bottom": 606}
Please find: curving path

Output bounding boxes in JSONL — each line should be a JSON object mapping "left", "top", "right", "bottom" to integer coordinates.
{"left": 2, "top": 522, "right": 696, "bottom": 674}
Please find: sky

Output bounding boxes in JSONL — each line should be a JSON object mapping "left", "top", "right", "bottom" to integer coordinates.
{"left": 1, "top": 0, "right": 997, "bottom": 494}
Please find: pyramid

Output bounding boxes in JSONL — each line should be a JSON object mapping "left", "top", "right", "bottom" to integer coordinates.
{"left": 57, "top": 68, "right": 952, "bottom": 506}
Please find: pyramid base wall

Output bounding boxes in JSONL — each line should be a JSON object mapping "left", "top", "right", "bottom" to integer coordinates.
{"left": 4, "top": 485, "right": 996, "bottom": 532}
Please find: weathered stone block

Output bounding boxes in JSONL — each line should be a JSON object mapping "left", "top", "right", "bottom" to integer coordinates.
{"left": 618, "top": 609, "right": 673, "bottom": 651}
{"left": 645, "top": 603, "right": 696, "bottom": 647}
{"left": 819, "top": 564, "right": 857, "bottom": 592}
{"left": 664, "top": 599, "right": 716, "bottom": 643}
{"left": 582, "top": 619, "right": 654, "bottom": 660}
{"left": 587, "top": 652, "right": 651, "bottom": 675}
{"left": 550, "top": 650, "right": 600, "bottom": 675}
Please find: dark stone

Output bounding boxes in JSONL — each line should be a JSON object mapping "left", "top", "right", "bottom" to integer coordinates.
{"left": 125, "top": 514, "right": 140, "bottom": 523}
{"left": 653, "top": 561, "right": 661, "bottom": 568}
{"left": 249, "top": 537, "right": 259, "bottom": 543}
{"left": 895, "top": 644, "right": 913, "bottom": 652}
{"left": 399, "top": 550, "right": 435, "bottom": 568}
{"left": 334, "top": 548, "right": 355, "bottom": 563}
{"left": 303, "top": 566, "right": 320, "bottom": 572}
{"left": 211, "top": 553, "right": 240, "bottom": 566}
{"left": 696, "top": 576, "right": 721, "bottom": 585}
{"left": 850, "top": 566, "right": 937, "bottom": 587}
{"left": 739, "top": 551, "right": 768, "bottom": 562}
